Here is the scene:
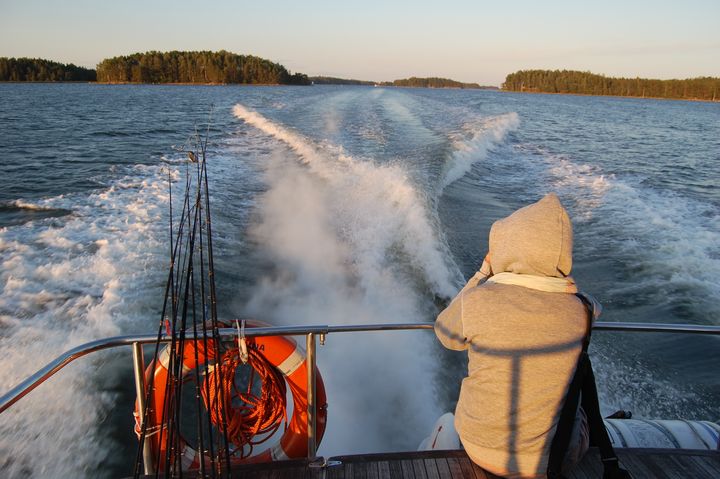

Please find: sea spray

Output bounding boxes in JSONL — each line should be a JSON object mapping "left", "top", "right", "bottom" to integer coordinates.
{"left": 233, "top": 104, "right": 459, "bottom": 299}
{"left": 233, "top": 104, "right": 460, "bottom": 453}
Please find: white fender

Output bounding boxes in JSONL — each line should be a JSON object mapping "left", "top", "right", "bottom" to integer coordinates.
{"left": 605, "top": 418, "right": 720, "bottom": 450}
{"left": 418, "top": 412, "right": 461, "bottom": 451}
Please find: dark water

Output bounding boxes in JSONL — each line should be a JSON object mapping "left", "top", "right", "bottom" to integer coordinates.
{"left": 1, "top": 84, "right": 718, "bottom": 478}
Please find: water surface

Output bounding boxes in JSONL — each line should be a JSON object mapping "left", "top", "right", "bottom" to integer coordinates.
{"left": 1, "top": 84, "right": 718, "bottom": 478}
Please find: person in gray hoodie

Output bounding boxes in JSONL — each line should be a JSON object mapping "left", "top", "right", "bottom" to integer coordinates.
{"left": 435, "top": 193, "right": 589, "bottom": 479}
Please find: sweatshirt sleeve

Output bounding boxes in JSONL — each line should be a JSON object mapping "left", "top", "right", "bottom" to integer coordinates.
{"left": 435, "top": 258, "right": 491, "bottom": 350}
{"left": 459, "top": 270, "right": 487, "bottom": 295}
{"left": 434, "top": 269, "right": 486, "bottom": 350}
{"left": 434, "top": 294, "right": 467, "bottom": 350}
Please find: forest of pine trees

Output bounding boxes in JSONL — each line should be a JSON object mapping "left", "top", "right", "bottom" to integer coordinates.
{"left": 5, "top": 55, "right": 719, "bottom": 101}
{"left": 0, "top": 57, "right": 96, "bottom": 81}
{"left": 503, "top": 70, "right": 719, "bottom": 101}
{"left": 386, "top": 77, "right": 485, "bottom": 89}
{"left": 95, "top": 50, "right": 309, "bottom": 85}
{"left": 309, "top": 76, "right": 375, "bottom": 86}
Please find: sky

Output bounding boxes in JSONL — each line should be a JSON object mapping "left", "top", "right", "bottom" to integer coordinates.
{"left": 1, "top": 0, "right": 718, "bottom": 86}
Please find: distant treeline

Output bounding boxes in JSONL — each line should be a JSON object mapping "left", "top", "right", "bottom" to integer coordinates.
{"left": 309, "top": 76, "right": 375, "bottom": 86}
{"left": 384, "top": 77, "right": 490, "bottom": 89}
{"left": 503, "top": 70, "right": 720, "bottom": 101}
{"left": 96, "top": 50, "right": 309, "bottom": 85}
{"left": 0, "top": 57, "right": 96, "bottom": 82}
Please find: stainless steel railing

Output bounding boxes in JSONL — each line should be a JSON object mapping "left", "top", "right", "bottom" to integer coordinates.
{"left": 1, "top": 320, "right": 719, "bottom": 473}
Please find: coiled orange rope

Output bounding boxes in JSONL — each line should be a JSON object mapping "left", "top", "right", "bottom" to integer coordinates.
{"left": 201, "top": 347, "right": 288, "bottom": 457}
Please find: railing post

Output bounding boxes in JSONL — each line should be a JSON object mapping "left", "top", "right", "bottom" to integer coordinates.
{"left": 132, "top": 342, "right": 155, "bottom": 475}
{"left": 306, "top": 333, "right": 317, "bottom": 458}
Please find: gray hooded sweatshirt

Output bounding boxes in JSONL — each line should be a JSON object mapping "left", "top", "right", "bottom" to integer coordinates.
{"left": 435, "top": 193, "right": 587, "bottom": 478}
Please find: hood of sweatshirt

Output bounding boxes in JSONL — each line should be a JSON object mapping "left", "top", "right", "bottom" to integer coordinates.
{"left": 488, "top": 193, "right": 573, "bottom": 278}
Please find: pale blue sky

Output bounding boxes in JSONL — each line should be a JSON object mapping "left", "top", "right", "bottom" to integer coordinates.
{"left": 1, "top": 0, "right": 718, "bottom": 85}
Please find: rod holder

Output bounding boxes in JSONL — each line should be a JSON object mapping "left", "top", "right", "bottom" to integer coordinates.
{"left": 306, "top": 333, "right": 318, "bottom": 458}
{"left": 132, "top": 342, "right": 155, "bottom": 475}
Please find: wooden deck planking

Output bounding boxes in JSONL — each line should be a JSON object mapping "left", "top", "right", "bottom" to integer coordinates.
{"left": 567, "top": 455, "right": 595, "bottom": 479}
{"left": 433, "top": 457, "right": 451, "bottom": 479}
{"left": 687, "top": 453, "right": 720, "bottom": 478}
{"left": 616, "top": 449, "right": 720, "bottom": 479}
{"left": 470, "top": 461, "right": 498, "bottom": 479}
{"left": 572, "top": 448, "right": 604, "bottom": 478}
{"left": 643, "top": 451, "right": 688, "bottom": 479}
{"left": 367, "top": 459, "right": 380, "bottom": 479}
{"left": 456, "top": 454, "right": 479, "bottom": 479}
{"left": 423, "top": 457, "right": 441, "bottom": 479}
{"left": 613, "top": 450, "right": 656, "bottom": 478}
{"left": 377, "top": 461, "right": 392, "bottom": 479}
{"left": 411, "top": 459, "right": 429, "bottom": 479}
{"left": 444, "top": 457, "right": 464, "bottom": 479}
{"left": 387, "top": 458, "right": 404, "bottom": 479}
{"left": 400, "top": 459, "right": 415, "bottom": 479}
{"left": 159, "top": 448, "right": 720, "bottom": 479}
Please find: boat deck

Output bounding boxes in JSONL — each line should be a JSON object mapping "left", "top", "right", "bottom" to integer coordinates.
{"left": 197, "top": 447, "right": 720, "bottom": 479}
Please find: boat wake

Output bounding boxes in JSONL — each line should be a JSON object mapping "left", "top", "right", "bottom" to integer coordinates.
{"left": 0, "top": 200, "right": 73, "bottom": 227}
{"left": 233, "top": 103, "right": 461, "bottom": 454}
{"left": 531, "top": 146, "right": 720, "bottom": 321}
{"left": 0, "top": 165, "right": 174, "bottom": 478}
{"left": 441, "top": 112, "right": 520, "bottom": 189}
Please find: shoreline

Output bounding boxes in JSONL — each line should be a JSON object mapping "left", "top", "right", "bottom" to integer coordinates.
{"left": 98, "top": 81, "right": 308, "bottom": 86}
{"left": 2, "top": 81, "right": 716, "bottom": 101}
{"left": 0, "top": 81, "right": 308, "bottom": 86}
{"left": 500, "top": 89, "right": 719, "bottom": 104}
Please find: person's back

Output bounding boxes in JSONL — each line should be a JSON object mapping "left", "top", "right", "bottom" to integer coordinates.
{"left": 435, "top": 193, "right": 588, "bottom": 478}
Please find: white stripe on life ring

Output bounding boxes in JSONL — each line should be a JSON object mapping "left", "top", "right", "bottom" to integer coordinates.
{"left": 159, "top": 346, "right": 193, "bottom": 376}
{"left": 276, "top": 346, "right": 305, "bottom": 377}
{"left": 181, "top": 444, "right": 197, "bottom": 470}
{"left": 270, "top": 443, "right": 290, "bottom": 461}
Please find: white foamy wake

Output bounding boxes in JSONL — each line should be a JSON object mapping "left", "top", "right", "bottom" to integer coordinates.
{"left": 0, "top": 165, "right": 174, "bottom": 478}
{"left": 234, "top": 104, "right": 458, "bottom": 299}
{"left": 441, "top": 112, "right": 520, "bottom": 189}
{"left": 233, "top": 104, "right": 460, "bottom": 454}
{"left": 541, "top": 152, "right": 719, "bottom": 315}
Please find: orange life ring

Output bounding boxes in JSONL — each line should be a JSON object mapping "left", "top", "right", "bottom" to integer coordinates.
{"left": 134, "top": 327, "right": 328, "bottom": 471}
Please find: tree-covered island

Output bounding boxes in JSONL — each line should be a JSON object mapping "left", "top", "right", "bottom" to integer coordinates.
{"left": 4, "top": 54, "right": 718, "bottom": 102}
{"left": 503, "top": 70, "right": 720, "bottom": 101}
{"left": 95, "top": 50, "right": 309, "bottom": 85}
{"left": 384, "top": 77, "right": 497, "bottom": 89}
{"left": 309, "top": 76, "right": 375, "bottom": 86}
{"left": 0, "top": 57, "right": 96, "bottom": 81}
